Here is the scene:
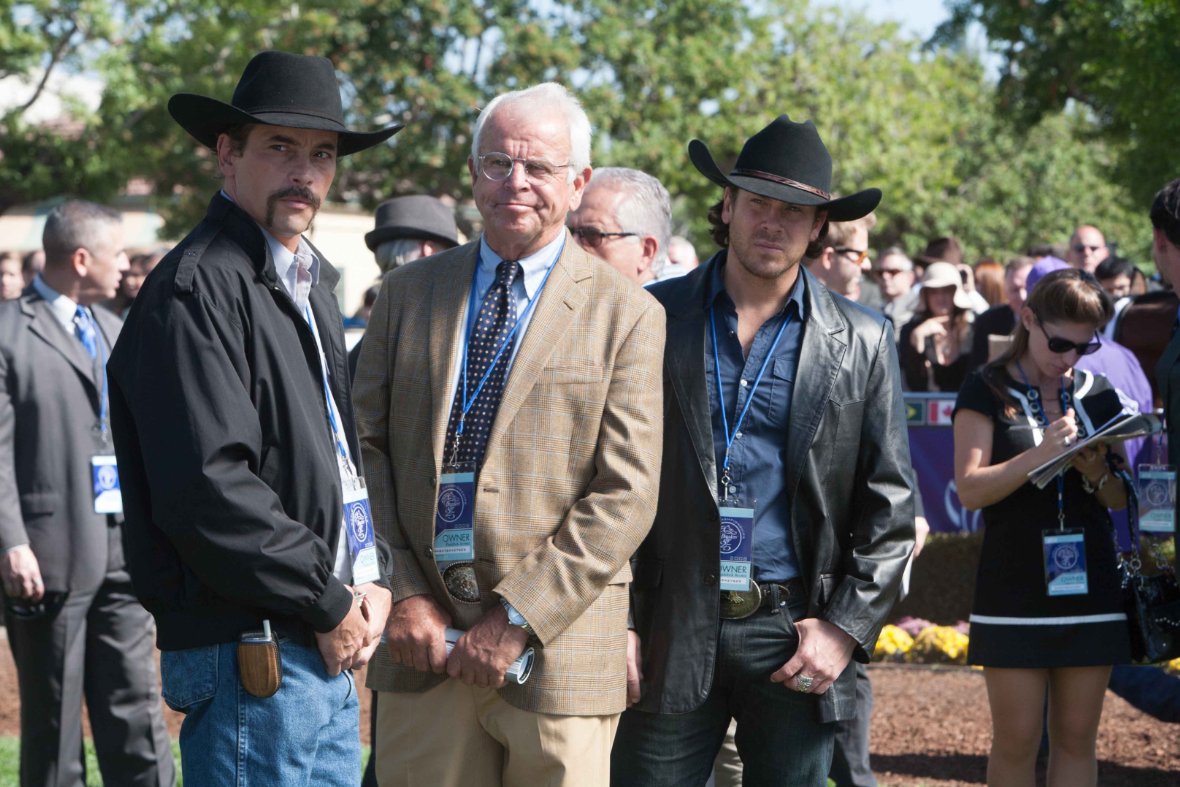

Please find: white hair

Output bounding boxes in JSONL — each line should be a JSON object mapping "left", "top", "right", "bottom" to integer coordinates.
{"left": 590, "top": 167, "right": 672, "bottom": 278}
{"left": 375, "top": 238, "right": 427, "bottom": 271}
{"left": 471, "top": 82, "right": 592, "bottom": 182}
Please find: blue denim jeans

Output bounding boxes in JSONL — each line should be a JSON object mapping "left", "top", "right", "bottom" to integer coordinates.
{"left": 612, "top": 601, "right": 835, "bottom": 787}
{"left": 161, "top": 639, "right": 359, "bottom": 786}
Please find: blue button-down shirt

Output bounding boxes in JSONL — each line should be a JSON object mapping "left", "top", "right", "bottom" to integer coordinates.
{"left": 706, "top": 259, "right": 806, "bottom": 582}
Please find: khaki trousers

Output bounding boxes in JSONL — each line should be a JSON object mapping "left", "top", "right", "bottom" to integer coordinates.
{"left": 375, "top": 679, "right": 619, "bottom": 787}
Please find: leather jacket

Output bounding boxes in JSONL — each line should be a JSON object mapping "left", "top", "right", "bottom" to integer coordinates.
{"left": 631, "top": 254, "right": 915, "bottom": 723}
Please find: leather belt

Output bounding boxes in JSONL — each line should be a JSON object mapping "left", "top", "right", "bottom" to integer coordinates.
{"left": 719, "top": 578, "right": 807, "bottom": 620}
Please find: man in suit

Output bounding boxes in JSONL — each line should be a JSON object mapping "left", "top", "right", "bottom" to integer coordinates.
{"left": 0, "top": 200, "right": 174, "bottom": 787}
{"left": 1152, "top": 180, "right": 1180, "bottom": 518}
{"left": 107, "top": 52, "right": 399, "bottom": 785}
{"left": 611, "top": 116, "right": 915, "bottom": 786}
{"left": 352, "top": 82, "right": 665, "bottom": 786}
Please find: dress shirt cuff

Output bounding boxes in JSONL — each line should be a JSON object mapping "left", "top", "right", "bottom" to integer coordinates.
{"left": 3, "top": 543, "right": 29, "bottom": 555}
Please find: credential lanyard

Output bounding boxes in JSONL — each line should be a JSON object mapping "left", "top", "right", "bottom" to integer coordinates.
{"left": 303, "top": 305, "right": 355, "bottom": 479}
{"left": 1016, "top": 362, "right": 1072, "bottom": 530}
{"left": 709, "top": 305, "right": 792, "bottom": 499}
{"left": 454, "top": 242, "right": 564, "bottom": 442}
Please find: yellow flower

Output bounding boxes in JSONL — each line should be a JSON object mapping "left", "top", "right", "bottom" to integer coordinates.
{"left": 908, "top": 625, "right": 970, "bottom": 665}
{"left": 873, "top": 625, "right": 914, "bottom": 661}
{"left": 1165, "top": 657, "right": 1180, "bottom": 675}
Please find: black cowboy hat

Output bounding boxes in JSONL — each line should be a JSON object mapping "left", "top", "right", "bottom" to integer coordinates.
{"left": 365, "top": 195, "right": 460, "bottom": 251}
{"left": 168, "top": 51, "right": 401, "bottom": 157}
{"left": 689, "top": 115, "right": 880, "bottom": 222}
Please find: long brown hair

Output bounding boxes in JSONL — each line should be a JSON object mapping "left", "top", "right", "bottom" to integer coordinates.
{"left": 982, "top": 268, "right": 1113, "bottom": 415}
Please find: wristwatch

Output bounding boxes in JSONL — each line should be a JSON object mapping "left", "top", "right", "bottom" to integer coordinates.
{"left": 499, "top": 596, "right": 536, "bottom": 638}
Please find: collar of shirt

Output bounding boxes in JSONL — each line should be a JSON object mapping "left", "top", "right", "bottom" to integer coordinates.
{"left": 219, "top": 189, "right": 319, "bottom": 301}
{"left": 705, "top": 255, "right": 808, "bottom": 321}
{"left": 476, "top": 231, "right": 565, "bottom": 302}
{"left": 32, "top": 274, "right": 80, "bottom": 330}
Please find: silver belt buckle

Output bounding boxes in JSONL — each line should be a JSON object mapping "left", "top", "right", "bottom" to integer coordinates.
{"left": 719, "top": 580, "right": 762, "bottom": 619}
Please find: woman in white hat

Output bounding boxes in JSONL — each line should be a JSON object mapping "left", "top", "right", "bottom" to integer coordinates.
{"left": 900, "top": 260, "right": 976, "bottom": 391}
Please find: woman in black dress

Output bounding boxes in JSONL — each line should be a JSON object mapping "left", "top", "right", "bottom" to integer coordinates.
{"left": 953, "top": 269, "right": 1130, "bottom": 787}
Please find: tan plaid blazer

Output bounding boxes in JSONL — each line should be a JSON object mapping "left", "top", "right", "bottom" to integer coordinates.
{"left": 352, "top": 234, "right": 665, "bottom": 715}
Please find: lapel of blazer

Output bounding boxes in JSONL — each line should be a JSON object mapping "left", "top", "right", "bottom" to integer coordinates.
{"left": 787, "top": 268, "right": 848, "bottom": 495}
{"left": 1157, "top": 328, "right": 1180, "bottom": 412}
{"left": 23, "top": 293, "right": 100, "bottom": 403}
{"left": 484, "top": 236, "right": 590, "bottom": 458}
{"left": 662, "top": 256, "right": 719, "bottom": 501}
{"left": 429, "top": 245, "right": 481, "bottom": 468}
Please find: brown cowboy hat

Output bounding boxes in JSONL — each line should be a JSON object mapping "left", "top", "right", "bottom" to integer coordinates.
{"left": 690, "top": 115, "right": 881, "bottom": 221}
{"left": 169, "top": 51, "right": 401, "bottom": 156}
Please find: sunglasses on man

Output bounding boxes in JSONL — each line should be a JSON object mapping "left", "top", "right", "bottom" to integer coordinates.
{"left": 569, "top": 226, "right": 638, "bottom": 249}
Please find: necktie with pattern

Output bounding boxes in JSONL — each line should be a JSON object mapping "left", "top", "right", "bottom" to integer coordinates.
{"left": 443, "top": 258, "right": 521, "bottom": 469}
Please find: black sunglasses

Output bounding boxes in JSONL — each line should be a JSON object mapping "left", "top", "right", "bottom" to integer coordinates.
{"left": 4, "top": 590, "right": 69, "bottom": 621}
{"left": 1035, "top": 315, "right": 1102, "bottom": 356}
{"left": 569, "top": 226, "right": 637, "bottom": 248}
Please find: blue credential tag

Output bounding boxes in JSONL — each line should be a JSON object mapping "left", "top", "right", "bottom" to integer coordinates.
{"left": 1043, "top": 529, "right": 1088, "bottom": 596}
{"left": 1138, "top": 464, "right": 1176, "bottom": 534}
{"left": 435, "top": 471, "right": 475, "bottom": 562}
{"left": 343, "top": 480, "right": 380, "bottom": 585}
{"left": 91, "top": 454, "right": 122, "bottom": 515}
{"left": 719, "top": 505, "right": 755, "bottom": 591}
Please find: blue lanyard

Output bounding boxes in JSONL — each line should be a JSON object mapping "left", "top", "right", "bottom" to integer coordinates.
{"left": 1016, "top": 362, "right": 1072, "bottom": 529}
{"left": 303, "top": 305, "right": 354, "bottom": 476}
{"left": 455, "top": 242, "right": 563, "bottom": 440}
{"left": 709, "top": 304, "right": 792, "bottom": 496}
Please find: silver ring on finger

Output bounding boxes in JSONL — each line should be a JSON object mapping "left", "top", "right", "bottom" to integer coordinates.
{"left": 1063, "top": 436, "right": 1072, "bottom": 447}
{"left": 794, "top": 674, "right": 814, "bottom": 693}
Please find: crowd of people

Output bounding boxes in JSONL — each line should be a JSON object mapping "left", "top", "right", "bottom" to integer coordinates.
{"left": 1, "top": 48, "right": 1178, "bottom": 787}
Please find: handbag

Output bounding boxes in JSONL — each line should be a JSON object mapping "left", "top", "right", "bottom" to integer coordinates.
{"left": 1116, "top": 469, "right": 1180, "bottom": 664}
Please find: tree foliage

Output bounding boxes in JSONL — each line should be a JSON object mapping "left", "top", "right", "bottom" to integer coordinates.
{"left": 934, "top": 0, "right": 1180, "bottom": 210}
{"left": 0, "top": 0, "right": 1156, "bottom": 266}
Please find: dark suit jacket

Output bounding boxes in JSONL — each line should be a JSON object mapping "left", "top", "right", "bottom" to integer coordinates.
{"left": 1157, "top": 330, "right": 1180, "bottom": 539}
{"left": 0, "top": 289, "right": 123, "bottom": 593}
{"left": 632, "top": 255, "right": 915, "bottom": 723}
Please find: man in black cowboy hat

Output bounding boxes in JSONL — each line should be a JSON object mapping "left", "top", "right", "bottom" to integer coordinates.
{"left": 107, "top": 51, "right": 399, "bottom": 784}
{"left": 612, "top": 116, "right": 915, "bottom": 785}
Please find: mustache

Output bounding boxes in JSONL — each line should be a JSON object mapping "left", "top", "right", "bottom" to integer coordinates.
{"left": 268, "top": 187, "right": 321, "bottom": 212}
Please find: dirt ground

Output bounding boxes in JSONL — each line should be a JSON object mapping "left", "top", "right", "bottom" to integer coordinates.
{"left": 1, "top": 635, "right": 1176, "bottom": 785}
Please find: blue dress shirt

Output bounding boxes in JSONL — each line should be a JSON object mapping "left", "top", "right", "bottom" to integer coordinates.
{"left": 706, "top": 259, "right": 806, "bottom": 582}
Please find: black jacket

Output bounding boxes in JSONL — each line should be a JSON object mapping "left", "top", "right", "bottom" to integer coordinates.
{"left": 108, "top": 195, "right": 389, "bottom": 650}
{"left": 632, "top": 254, "right": 915, "bottom": 723}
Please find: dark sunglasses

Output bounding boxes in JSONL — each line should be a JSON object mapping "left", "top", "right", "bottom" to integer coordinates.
{"left": 1036, "top": 316, "right": 1101, "bottom": 356}
{"left": 4, "top": 590, "right": 69, "bottom": 621}
{"left": 569, "top": 226, "right": 637, "bottom": 248}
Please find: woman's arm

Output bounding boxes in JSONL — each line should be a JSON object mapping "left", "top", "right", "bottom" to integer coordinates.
{"left": 954, "top": 408, "right": 1078, "bottom": 510}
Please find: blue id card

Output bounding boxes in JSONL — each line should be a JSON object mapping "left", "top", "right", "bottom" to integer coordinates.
{"left": 1137, "top": 464, "right": 1176, "bottom": 534}
{"left": 719, "top": 505, "right": 755, "bottom": 591}
{"left": 435, "top": 470, "right": 475, "bottom": 563}
{"left": 343, "top": 479, "right": 380, "bottom": 585}
{"left": 1043, "top": 529, "right": 1088, "bottom": 596}
{"left": 91, "top": 454, "right": 123, "bottom": 515}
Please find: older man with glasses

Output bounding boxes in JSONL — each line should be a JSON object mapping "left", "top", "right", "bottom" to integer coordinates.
{"left": 352, "top": 82, "right": 665, "bottom": 787}
{"left": 567, "top": 167, "right": 672, "bottom": 287}
{"left": 1066, "top": 224, "right": 1110, "bottom": 273}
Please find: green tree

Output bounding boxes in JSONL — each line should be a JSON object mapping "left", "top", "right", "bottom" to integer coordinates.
{"left": 934, "top": 0, "right": 1180, "bottom": 208}
{"left": 0, "top": 0, "right": 1153, "bottom": 266}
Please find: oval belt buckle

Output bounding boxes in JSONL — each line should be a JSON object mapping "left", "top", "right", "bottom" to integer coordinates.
{"left": 443, "top": 562, "right": 482, "bottom": 603}
{"left": 720, "top": 581, "right": 762, "bottom": 619}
